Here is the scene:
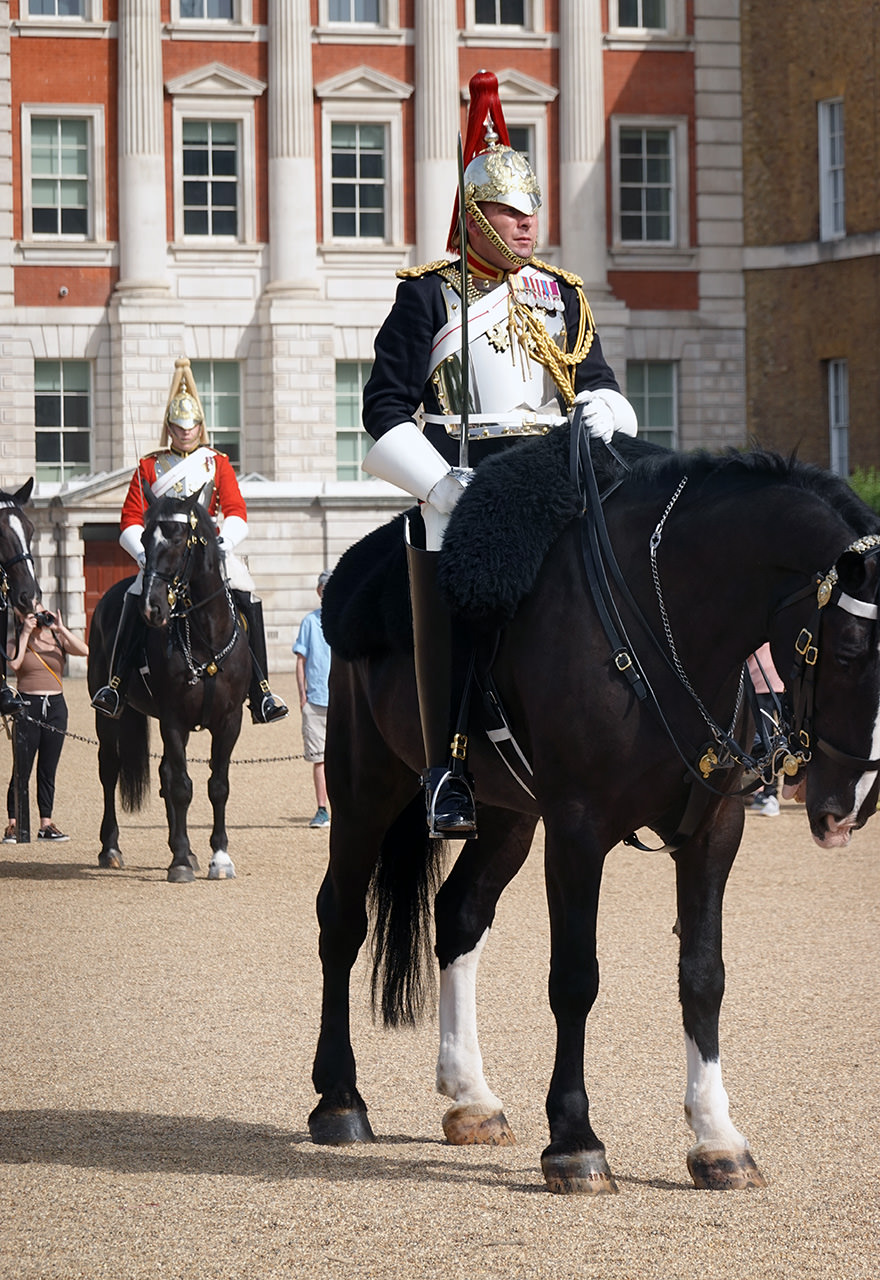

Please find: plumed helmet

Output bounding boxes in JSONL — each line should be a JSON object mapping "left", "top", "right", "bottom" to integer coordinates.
{"left": 447, "top": 69, "right": 542, "bottom": 252}
{"left": 162, "top": 357, "right": 208, "bottom": 447}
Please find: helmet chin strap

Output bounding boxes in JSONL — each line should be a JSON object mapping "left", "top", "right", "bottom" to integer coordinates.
{"left": 465, "top": 198, "right": 532, "bottom": 270}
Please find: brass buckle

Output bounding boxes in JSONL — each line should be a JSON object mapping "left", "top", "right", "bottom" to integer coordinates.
{"left": 614, "top": 651, "right": 633, "bottom": 672}
{"left": 795, "top": 628, "right": 818, "bottom": 665}
{"left": 450, "top": 732, "right": 468, "bottom": 761}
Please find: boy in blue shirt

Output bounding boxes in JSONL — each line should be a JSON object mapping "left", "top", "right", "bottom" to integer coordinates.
{"left": 293, "top": 571, "right": 332, "bottom": 827}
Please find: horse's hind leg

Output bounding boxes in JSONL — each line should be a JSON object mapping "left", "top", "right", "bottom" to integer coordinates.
{"left": 158, "top": 726, "right": 197, "bottom": 883}
{"left": 434, "top": 807, "right": 538, "bottom": 1146}
{"left": 96, "top": 722, "right": 124, "bottom": 870}
{"left": 675, "top": 801, "right": 767, "bottom": 1190}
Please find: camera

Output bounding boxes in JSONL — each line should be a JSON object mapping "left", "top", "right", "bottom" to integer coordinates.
{"left": 34, "top": 611, "right": 55, "bottom": 628}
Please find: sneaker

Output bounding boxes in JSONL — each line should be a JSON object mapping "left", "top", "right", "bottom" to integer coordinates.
{"left": 2, "top": 822, "right": 15, "bottom": 844}
{"left": 752, "top": 794, "right": 780, "bottom": 817}
{"left": 309, "top": 807, "right": 330, "bottom": 828}
{"left": 37, "top": 823, "right": 70, "bottom": 841}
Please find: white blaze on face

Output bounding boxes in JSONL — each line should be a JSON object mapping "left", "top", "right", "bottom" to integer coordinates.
{"left": 435, "top": 928, "right": 503, "bottom": 1113}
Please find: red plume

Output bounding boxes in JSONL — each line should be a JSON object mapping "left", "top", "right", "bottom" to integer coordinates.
{"left": 447, "top": 70, "right": 511, "bottom": 253}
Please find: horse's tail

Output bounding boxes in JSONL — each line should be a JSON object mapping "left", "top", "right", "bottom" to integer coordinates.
{"left": 369, "top": 793, "right": 446, "bottom": 1029}
{"left": 117, "top": 708, "right": 151, "bottom": 812}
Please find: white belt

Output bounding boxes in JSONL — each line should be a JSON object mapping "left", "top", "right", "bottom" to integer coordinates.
{"left": 422, "top": 412, "right": 566, "bottom": 439}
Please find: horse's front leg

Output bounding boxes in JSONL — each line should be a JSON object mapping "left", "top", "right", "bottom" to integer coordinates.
{"left": 540, "top": 813, "right": 617, "bottom": 1195}
{"left": 96, "top": 720, "right": 124, "bottom": 869}
{"left": 206, "top": 716, "right": 242, "bottom": 880}
{"left": 158, "top": 726, "right": 197, "bottom": 883}
{"left": 675, "top": 799, "right": 767, "bottom": 1190}
{"left": 434, "top": 808, "right": 538, "bottom": 1146}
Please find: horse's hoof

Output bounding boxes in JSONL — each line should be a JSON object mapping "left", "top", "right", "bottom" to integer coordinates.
{"left": 687, "top": 1145, "right": 767, "bottom": 1190}
{"left": 308, "top": 1102, "right": 376, "bottom": 1146}
{"left": 98, "top": 849, "right": 124, "bottom": 870}
{"left": 442, "top": 1104, "right": 516, "bottom": 1146}
{"left": 167, "top": 863, "right": 195, "bottom": 884}
{"left": 208, "top": 852, "right": 236, "bottom": 880}
{"left": 541, "top": 1146, "right": 619, "bottom": 1195}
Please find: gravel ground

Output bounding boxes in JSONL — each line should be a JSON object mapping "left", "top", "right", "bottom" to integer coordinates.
{"left": 0, "top": 675, "right": 878, "bottom": 1279}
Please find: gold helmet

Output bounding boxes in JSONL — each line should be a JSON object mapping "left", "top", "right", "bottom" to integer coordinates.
{"left": 447, "top": 70, "right": 542, "bottom": 258}
{"left": 162, "top": 357, "right": 208, "bottom": 448}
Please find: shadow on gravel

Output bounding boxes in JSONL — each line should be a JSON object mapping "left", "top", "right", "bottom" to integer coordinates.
{"left": 0, "top": 1109, "right": 534, "bottom": 1189}
{"left": 0, "top": 859, "right": 98, "bottom": 881}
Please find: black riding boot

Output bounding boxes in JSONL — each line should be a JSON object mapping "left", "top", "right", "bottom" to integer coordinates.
{"left": 91, "top": 591, "right": 142, "bottom": 719}
{"left": 406, "top": 538, "right": 477, "bottom": 839}
{"left": 233, "top": 591, "right": 288, "bottom": 725}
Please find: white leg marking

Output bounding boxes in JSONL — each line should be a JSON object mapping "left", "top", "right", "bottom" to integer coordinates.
{"left": 684, "top": 1035, "right": 747, "bottom": 1152}
{"left": 436, "top": 928, "right": 503, "bottom": 1112}
{"left": 208, "top": 850, "right": 236, "bottom": 879}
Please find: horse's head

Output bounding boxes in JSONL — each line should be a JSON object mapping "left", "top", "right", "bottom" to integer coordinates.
{"left": 787, "top": 541, "right": 880, "bottom": 849}
{"left": 141, "top": 490, "right": 220, "bottom": 629}
{"left": 0, "top": 479, "right": 41, "bottom": 617}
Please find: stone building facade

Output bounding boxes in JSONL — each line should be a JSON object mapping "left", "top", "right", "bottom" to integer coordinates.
{"left": 1, "top": 0, "right": 747, "bottom": 670}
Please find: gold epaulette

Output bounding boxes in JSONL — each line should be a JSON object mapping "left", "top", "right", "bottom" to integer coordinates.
{"left": 396, "top": 259, "right": 453, "bottom": 280}
{"left": 530, "top": 257, "right": 584, "bottom": 288}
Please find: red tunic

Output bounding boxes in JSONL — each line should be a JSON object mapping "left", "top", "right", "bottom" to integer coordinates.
{"left": 120, "top": 449, "right": 247, "bottom": 532}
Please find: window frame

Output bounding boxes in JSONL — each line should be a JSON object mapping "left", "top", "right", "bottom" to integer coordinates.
{"left": 319, "top": 101, "right": 404, "bottom": 248}
{"left": 34, "top": 357, "right": 93, "bottom": 485}
{"left": 20, "top": 105, "right": 107, "bottom": 245}
{"left": 828, "top": 358, "right": 849, "bottom": 477}
{"left": 818, "top": 97, "right": 845, "bottom": 243}
{"left": 168, "top": 0, "right": 253, "bottom": 28}
{"left": 170, "top": 101, "right": 257, "bottom": 246}
{"left": 19, "top": 0, "right": 103, "bottom": 23}
{"left": 189, "top": 359, "right": 243, "bottom": 470}
{"left": 607, "top": 0, "right": 687, "bottom": 41}
{"left": 315, "top": 0, "right": 401, "bottom": 40}
{"left": 626, "top": 359, "right": 678, "bottom": 449}
{"left": 610, "top": 114, "right": 690, "bottom": 258}
{"left": 334, "top": 359, "right": 374, "bottom": 481}
{"left": 463, "top": 0, "right": 544, "bottom": 35}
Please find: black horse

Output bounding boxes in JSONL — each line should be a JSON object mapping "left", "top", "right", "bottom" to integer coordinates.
{"left": 1, "top": 479, "right": 42, "bottom": 707}
{"left": 87, "top": 492, "right": 251, "bottom": 883}
{"left": 308, "top": 430, "right": 880, "bottom": 1195}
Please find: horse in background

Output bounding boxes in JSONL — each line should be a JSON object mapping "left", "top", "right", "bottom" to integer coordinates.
{"left": 87, "top": 491, "right": 251, "bottom": 883}
{"left": 0, "top": 479, "right": 42, "bottom": 710}
{"left": 309, "top": 429, "right": 880, "bottom": 1195}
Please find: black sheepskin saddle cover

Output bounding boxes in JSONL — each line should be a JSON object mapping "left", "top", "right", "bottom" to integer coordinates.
{"left": 321, "top": 426, "right": 634, "bottom": 660}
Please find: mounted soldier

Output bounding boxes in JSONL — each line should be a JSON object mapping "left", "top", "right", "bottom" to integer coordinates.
{"left": 360, "top": 69, "right": 637, "bottom": 838}
{"left": 90, "top": 357, "right": 287, "bottom": 726}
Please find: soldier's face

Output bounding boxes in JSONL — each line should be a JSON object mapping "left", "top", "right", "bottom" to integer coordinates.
{"left": 467, "top": 202, "right": 538, "bottom": 267}
{"left": 167, "top": 418, "right": 202, "bottom": 451}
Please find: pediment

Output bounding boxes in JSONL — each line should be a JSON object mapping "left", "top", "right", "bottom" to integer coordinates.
{"left": 165, "top": 62, "right": 266, "bottom": 98}
{"left": 315, "top": 65, "right": 413, "bottom": 101}
{"left": 462, "top": 69, "right": 557, "bottom": 105}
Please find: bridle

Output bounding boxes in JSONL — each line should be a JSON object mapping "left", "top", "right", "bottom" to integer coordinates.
{"left": 0, "top": 502, "right": 37, "bottom": 608}
{"left": 143, "top": 508, "right": 240, "bottom": 684}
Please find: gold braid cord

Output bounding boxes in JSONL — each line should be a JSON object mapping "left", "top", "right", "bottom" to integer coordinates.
{"left": 506, "top": 283, "right": 596, "bottom": 408}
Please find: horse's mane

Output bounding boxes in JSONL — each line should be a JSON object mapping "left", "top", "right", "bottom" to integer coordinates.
{"left": 607, "top": 436, "right": 880, "bottom": 537}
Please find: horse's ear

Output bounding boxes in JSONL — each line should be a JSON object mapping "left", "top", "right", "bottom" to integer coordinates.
{"left": 195, "top": 480, "right": 213, "bottom": 511}
{"left": 13, "top": 478, "right": 34, "bottom": 507}
{"left": 836, "top": 549, "right": 868, "bottom": 595}
{"left": 142, "top": 480, "right": 157, "bottom": 507}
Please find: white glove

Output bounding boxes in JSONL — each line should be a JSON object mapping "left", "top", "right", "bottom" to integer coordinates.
{"left": 573, "top": 388, "right": 638, "bottom": 441}
{"left": 119, "top": 523, "right": 146, "bottom": 567}
{"left": 426, "top": 469, "right": 470, "bottom": 516}
{"left": 218, "top": 515, "right": 247, "bottom": 551}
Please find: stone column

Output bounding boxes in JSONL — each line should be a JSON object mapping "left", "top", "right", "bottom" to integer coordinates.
{"left": 558, "top": 0, "right": 608, "bottom": 292}
{"left": 414, "top": 0, "right": 458, "bottom": 261}
{"left": 116, "top": 0, "right": 168, "bottom": 293}
{"left": 266, "top": 0, "right": 319, "bottom": 291}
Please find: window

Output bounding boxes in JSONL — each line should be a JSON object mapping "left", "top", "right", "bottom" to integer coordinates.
{"left": 330, "top": 123, "right": 386, "bottom": 239}
{"left": 828, "top": 359, "right": 849, "bottom": 477}
{"left": 818, "top": 98, "right": 845, "bottom": 242}
{"left": 29, "top": 116, "right": 89, "bottom": 236}
{"left": 27, "top": 0, "right": 85, "bottom": 13}
{"left": 190, "top": 360, "right": 242, "bottom": 469}
{"left": 627, "top": 361, "right": 677, "bottom": 448}
{"left": 619, "top": 127, "right": 673, "bottom": 243}
{"left": 617, "top": 0, "right": 665, "bottom": 28}
{"left": 329, "top": 0, "right": 380, "bottom": 18}
{"left": 179, "top": 0, "right": 234, "bottom": 15}
{"left": 35, "top": 360, "right": 92, "bottom": 482}
{"left": 182, "top": 120, "right": 239, "bottom": 237}
{"left": 474, "top": 0, "right": 525, "bottom": 21}
{"left": 335, "top": 362, "right": 372, "bottom": 480}
{"left": 507, "top": 124, "right": 533, "bottom": 165}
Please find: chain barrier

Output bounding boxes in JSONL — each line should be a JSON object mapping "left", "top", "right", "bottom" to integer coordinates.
{"left": 1, "top": 709, "right": 305, "bottom": 765}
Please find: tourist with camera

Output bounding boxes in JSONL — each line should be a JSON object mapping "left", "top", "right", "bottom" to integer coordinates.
{"left": 3, "top": 605, "right": 88, "bottom": 843}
